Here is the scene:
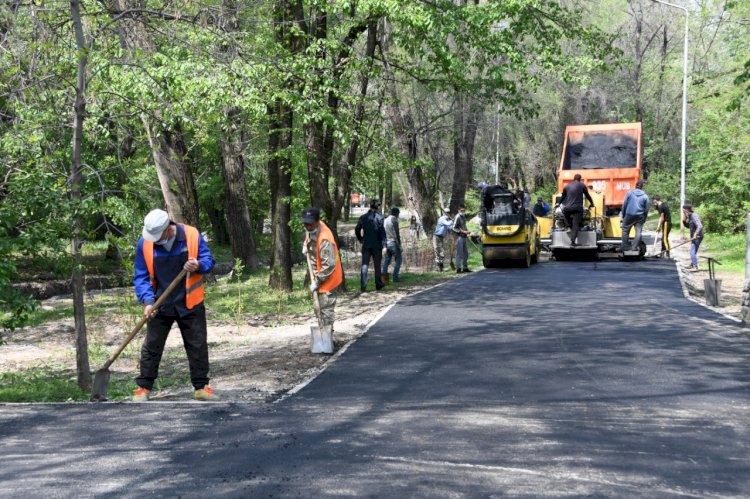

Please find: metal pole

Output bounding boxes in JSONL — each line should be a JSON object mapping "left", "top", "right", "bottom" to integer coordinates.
{"left": 679, "top": 9, "right": 689, "bottom": 237}
{"left": 651, "top": 0, "right": 689, "bottom": 237}
{"left": 494, "top": 105, "right": 500, "bottom": 185}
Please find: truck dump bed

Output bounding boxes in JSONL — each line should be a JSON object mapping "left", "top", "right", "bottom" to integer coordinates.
{"left": 557, "top": 123, "right": 642, "bottom": 209}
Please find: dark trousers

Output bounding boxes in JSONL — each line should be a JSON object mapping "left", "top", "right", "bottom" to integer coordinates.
{"left": 136, "top": 307, "right": 209, "bottom": 390}
{"left": 360, "top": 246, "right": 383, "bottom": 290}
{"left": 661, "top": 222, "right": 672, "bottom": 256}
{"left": 563, "top": 207, "right": 583, "bottom": 244}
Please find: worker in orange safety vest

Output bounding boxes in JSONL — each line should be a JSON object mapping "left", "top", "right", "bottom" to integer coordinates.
{"left": 132, "top": 209, "right": 215, "bottom": 402}
{"left": 302, "top": 207, "right": 343, "bottom": 336}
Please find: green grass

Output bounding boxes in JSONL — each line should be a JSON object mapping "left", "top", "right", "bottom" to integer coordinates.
{"left": 0, "top": 370, "right": 87, "bottom": 402}
{"left": 703, "top": 233, "right": 747, "bottom": 275}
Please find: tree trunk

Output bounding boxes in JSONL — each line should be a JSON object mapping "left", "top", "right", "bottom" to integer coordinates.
{"left": 332, "top": 18, "right": 379, "bottom": 233}
{"left": 109, "top": 0, "right": 200, "bottom": 226}
{"left": 70, "top": 0, "right": 91, "bottom": 391}
{"left": 221, "top": 107, "right": 260, "bottom": 271}
{"left": 141, "top": 116, "right": 199, "bottom": 226}
{"left": 267, "top": 102, "right": 293, "bottom": 291}
{"left": 381, "top": 27, "right": 437, "bottom": 235}
{"left": 449, "top": 93, "right": 480, "bottom": 215}
{"left": 206, "top": 206, "right": 229, "bottom": 245}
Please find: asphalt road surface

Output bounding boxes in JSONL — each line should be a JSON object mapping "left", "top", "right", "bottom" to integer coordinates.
{"left": 2, "top": 259, "right": 749, "bottom": 498}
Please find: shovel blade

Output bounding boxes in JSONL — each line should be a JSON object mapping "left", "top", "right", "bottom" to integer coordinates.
{"left": 90, "top": 369, "right": 111, "bottom": 402}
{"left": 310, "top": 325, "right": 333, "bottom": 354}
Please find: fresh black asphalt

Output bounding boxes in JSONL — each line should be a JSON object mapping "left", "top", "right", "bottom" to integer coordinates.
{"left": 2, "top": 259, "right": 749, "bottom": 497}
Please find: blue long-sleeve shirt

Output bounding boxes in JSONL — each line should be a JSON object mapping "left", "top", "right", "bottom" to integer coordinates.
{"left": 133, "top": 224, "right": 214, "bottom": 316}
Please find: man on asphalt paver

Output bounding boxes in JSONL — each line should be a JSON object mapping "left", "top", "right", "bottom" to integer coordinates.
{"left": 652, "top": 195, "right": 672, "bottom": 258}
{"left": 557, "top": 173, "right": 595, "bottom": 246}
{"left": 355, "top": 199, "right": 386, "bottom": 292}
{"left": 620, "top": 180, "right": 649, "bottom": 252}
{"left": 433, "top": 208, "right": 453, "bottom": 272}
{"left": 682, "top": 203, "right": 704, "bottom": 272}
{"left": 382, "top": 207, "right": 402, "bottom": 282}
{"left": 302, "top": 207, "right": 343, "bottom": 336}
{"left": 132, "top": 209, "right": 216, "bottom": 402}
{"left": 452, "top": 204, "right": 472, "bottom": 273}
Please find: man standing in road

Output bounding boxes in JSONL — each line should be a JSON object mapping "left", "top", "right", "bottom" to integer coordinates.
{"left": 382, "top": 207, "right": 402, "bottom": 282}
{"left": 452, "top": 204, "right": 472, "bottom": 273}
{"left": 433, "top": 208, "right": 453, "bottom": 272}
{"left": 682, "top": 203, "right": 704, "bottom": 272}
{"left": 652, "top": 195, "right": 672, "bottom": 258}
{"left": 557, "top": 174, "right": 595, "bottom": 246}
{"left": 133, "top": 209, "right": 216, "bottom": 402}
{"left": 355, "top": 200, "right": 386, "bottom": 292}
{"left": 620, "top": 180, "right": 650, "bottom": 252}
{"left": 302, "top": 207, "right": 343, "bottom": 336}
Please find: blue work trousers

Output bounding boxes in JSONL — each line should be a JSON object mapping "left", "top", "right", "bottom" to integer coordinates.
{"left": 382, "top": 242, "right": 402, "bottom": 280}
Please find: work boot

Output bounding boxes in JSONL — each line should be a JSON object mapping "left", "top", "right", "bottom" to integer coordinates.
{"left": 463, "top": 268, "right": 473, "bottom": 273}
{"left": 456, "top": 268, "right": 463, "bottom": 274}
{"left": 194, "top": 386, "right": 215, "bottom": 401}
{"left": 132, "top": 387, "right": 151, "bottom": 402}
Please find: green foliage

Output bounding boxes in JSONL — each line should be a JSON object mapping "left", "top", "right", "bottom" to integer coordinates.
{"left": 702, "top": 233, "right": 747, "bottom": 275}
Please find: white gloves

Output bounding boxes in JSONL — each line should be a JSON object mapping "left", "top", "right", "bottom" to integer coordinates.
{"left": 302, "top": 243, "right": 308, "bottom": 255}
{"left": 309, "top": 281, "right": 319, "bottom": 293}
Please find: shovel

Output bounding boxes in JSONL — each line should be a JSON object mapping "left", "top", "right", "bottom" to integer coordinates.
{"left": 305, "top": 256, "right": 333, "bottom": 354}
{"left": 90, "top": 268, "right": 187, "bottom": 401}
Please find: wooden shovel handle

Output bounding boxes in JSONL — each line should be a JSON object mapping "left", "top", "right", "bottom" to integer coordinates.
{"left": 304, "top": 252, "right": 323, "bottom": 327}
{"left": 100, "top": 268, "right": 188, "bottom": 370}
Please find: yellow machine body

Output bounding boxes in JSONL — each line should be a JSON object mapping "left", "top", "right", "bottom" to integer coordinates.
{"left": 479, "top": 185, "right": 541, "bottom": 268}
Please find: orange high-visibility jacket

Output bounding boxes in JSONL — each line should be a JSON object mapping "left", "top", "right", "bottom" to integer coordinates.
{"left": 142, "top": 224, "right": 204, "bottom": 309}
{"left": 307, "top": 221, "right": 343, "bottom": 293}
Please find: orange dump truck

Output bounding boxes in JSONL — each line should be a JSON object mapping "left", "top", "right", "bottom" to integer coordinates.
{"left": 541, "top": 122, "right": 643, "bottom": 258}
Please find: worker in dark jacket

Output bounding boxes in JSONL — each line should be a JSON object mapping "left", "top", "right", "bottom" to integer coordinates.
{"left": 532, "top": 197, "right": 550, "bottom": 217}
{"left": 620, "top": 180, "right": 649, "bottom": 252}
{"left": 132, "top": 209, "right": 215, "bottom": 402}
{"left": 557, "top": 174, "right": 595, "bottom": 245}
{"left": 355, "top": 200, "right": 386, "bottom": 292}
{"left": 682, "top": 203, "right": 704, "bottom": 272}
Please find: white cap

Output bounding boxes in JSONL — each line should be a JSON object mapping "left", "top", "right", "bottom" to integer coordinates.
{"left": 142, "top": 209, "right": 170, "bottom": 242}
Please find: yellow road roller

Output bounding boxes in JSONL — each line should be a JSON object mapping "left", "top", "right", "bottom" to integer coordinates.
{"left": 480, "top": 185, "right": 541, "bottom": 268}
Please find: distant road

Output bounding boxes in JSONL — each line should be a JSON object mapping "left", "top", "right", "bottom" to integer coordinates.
{"left": 2, "top": 259, "right": 749, "bottom": 497}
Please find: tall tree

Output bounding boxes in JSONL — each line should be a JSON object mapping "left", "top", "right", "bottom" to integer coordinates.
{"left": 69, "top": 0, "right": 92, "bottom": 390}
{"left": 267, "top": 0, "right": 304, "bottom": 291}
{"left": 108, "top": 0, "right": 200, "bottom": 226}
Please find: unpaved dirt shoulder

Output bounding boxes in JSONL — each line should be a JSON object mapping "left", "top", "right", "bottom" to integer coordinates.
{"left": 667, "top": 235, "right": 745, "bottom": 322}
{"left": 0, "top": 277, "right": 454, "bottom": 403}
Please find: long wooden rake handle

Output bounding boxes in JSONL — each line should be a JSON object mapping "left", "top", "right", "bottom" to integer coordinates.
{"left": 99, "top": 268, "right": 188, "bottom": 371}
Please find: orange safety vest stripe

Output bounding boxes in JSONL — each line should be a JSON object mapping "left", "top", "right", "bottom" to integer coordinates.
{"left": 316, "top": 221, "right": 343, "bottom": 293}
{"left": 142, "top": 224, "right": 205, "bottom": 309}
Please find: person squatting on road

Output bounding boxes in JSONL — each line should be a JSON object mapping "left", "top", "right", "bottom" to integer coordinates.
{"left": 132, "top": 209, "right": 216, "bottom": 402}
{"left": 652, "top": 195, "right": 672, "bottom": 258}
{"left": 682, "top": 203, "right": 704, "bottom": 272}
{"left": 355, "top": 200, "right": 386, "bottom": 292}
{"left": 620, "top": 180, "right": 649, "bottom": 252}
{"left": 382, "top": 207, "right": 402, "bottom": 282}
{"left": 433, "top": 208, "right": 453, "bottom": 272}
{"left": 558, "top": 173, "right": 595, "bottom": 246}
{"left": 452, "top": 204, "right": 472, "bottom": 273}
{"left": 302, "top": 207, "right": 344, "bottom": 333}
